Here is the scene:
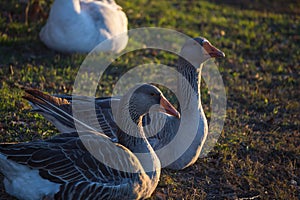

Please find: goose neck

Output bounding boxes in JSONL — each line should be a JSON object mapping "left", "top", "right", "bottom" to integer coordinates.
{"left": 116, "top": 105, "right": 160, "bottom": 176}
{"left": 116, "top": 105, "right": 144, "bottom": 142}
{"left": 177, "top": 58, "right": 203, "bottom": 109}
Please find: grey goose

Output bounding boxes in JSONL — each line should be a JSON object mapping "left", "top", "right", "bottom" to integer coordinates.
{"left": 0, "top": 84, "right": 180, "bottom": 200}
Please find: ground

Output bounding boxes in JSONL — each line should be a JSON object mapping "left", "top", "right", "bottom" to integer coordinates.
{"left": 0, "top": 0, "right": 299, "bottom": 199}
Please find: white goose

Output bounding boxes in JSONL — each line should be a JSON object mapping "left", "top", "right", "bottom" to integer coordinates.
{"left": 0, "top": 84, "right": 180, "bottom": 200}
{"left": 25, "top": 37, "right": 225, "bottom": 169}
{"left": 39, "top": 0, "right": 128, "bottom": 53}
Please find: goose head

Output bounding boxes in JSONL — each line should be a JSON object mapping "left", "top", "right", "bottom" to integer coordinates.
{"left": 180, "top": 37, "right": 225, "bottom": 68}
{"left": 116, "top": 84, "right": 179, "bottom": 138}
{"left": 126, "top": 84, "right": 180, "bottom": 123}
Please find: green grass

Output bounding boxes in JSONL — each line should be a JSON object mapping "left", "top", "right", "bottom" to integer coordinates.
{"left": 0, "top": 0, "right": 299, "bottom": 199}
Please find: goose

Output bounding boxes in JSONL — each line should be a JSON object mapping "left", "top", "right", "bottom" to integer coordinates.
{"left": 0, "top": 84, "right": 180, "bottom": 200}
{"left": 39, "top": 0, "right": 128, "bottom": 53}
{"left": 24, "top": 37, "right": 225, "bottom": 169}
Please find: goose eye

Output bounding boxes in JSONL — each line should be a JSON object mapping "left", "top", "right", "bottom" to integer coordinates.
{"left": 150, "top": 93, "right": 155, "bottom": 96}
{"left": 193, "top": 41, "right": 202, "bottom": 46}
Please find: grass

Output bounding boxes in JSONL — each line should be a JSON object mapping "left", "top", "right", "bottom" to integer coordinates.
{"left": 0, "top": 0, "right": 299, "bottom": 199}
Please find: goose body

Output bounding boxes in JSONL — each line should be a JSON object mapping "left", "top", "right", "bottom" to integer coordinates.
{"left": 39, "top": 0, "right": 128, "bottom": 53}
{"left": 25, "top": 37, "right": 225, "bottom": 169}
{"left": 0, "top": 84, "right": 180, "bottom": 199}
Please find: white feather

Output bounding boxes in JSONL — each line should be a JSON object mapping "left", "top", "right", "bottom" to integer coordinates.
{"left": 39, "top": 0, "right": 128, "bottom": 53}
{"left": 0, "top": 153, "right": 60, "bottom": 200}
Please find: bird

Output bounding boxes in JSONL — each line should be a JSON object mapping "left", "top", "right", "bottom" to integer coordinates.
{"left": 24, "top": 37, "right": 225, "bottom": 170}
{"left": 0, "top": 84, "right": 180, "bottom": 200}
{"left": 39, "top": 0, "right": 128, "bottom": 53}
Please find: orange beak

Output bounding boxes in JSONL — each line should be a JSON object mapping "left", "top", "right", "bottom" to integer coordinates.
{"left": 159, "top": 96, "right": 180, "bottom": 118}
{"left": 203, "top": 42, "right": 225, "bottom": 58}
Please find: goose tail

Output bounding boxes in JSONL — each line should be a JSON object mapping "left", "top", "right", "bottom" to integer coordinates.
{"left": 23, "top": 88, "right": 78, "bottom": 133}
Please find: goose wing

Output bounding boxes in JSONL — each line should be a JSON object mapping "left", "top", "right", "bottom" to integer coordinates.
{"left": 24, "top": 88, "right": 118, "bottom": 140}
{"left": 80, "top": 0, "right": 127, "bottom": 34}
{"left": 1, "top": 133, "right": 141, "bottom": 183}
{"left": 0, "top": 132, "right": 145, "bottom": 199}
{"left": 54, "top": 179, "right": 136, "bottom": 200}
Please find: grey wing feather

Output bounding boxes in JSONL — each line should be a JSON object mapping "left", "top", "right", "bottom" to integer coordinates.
{"left": 0, "top": 133, "right": 140, "bottom": 184}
